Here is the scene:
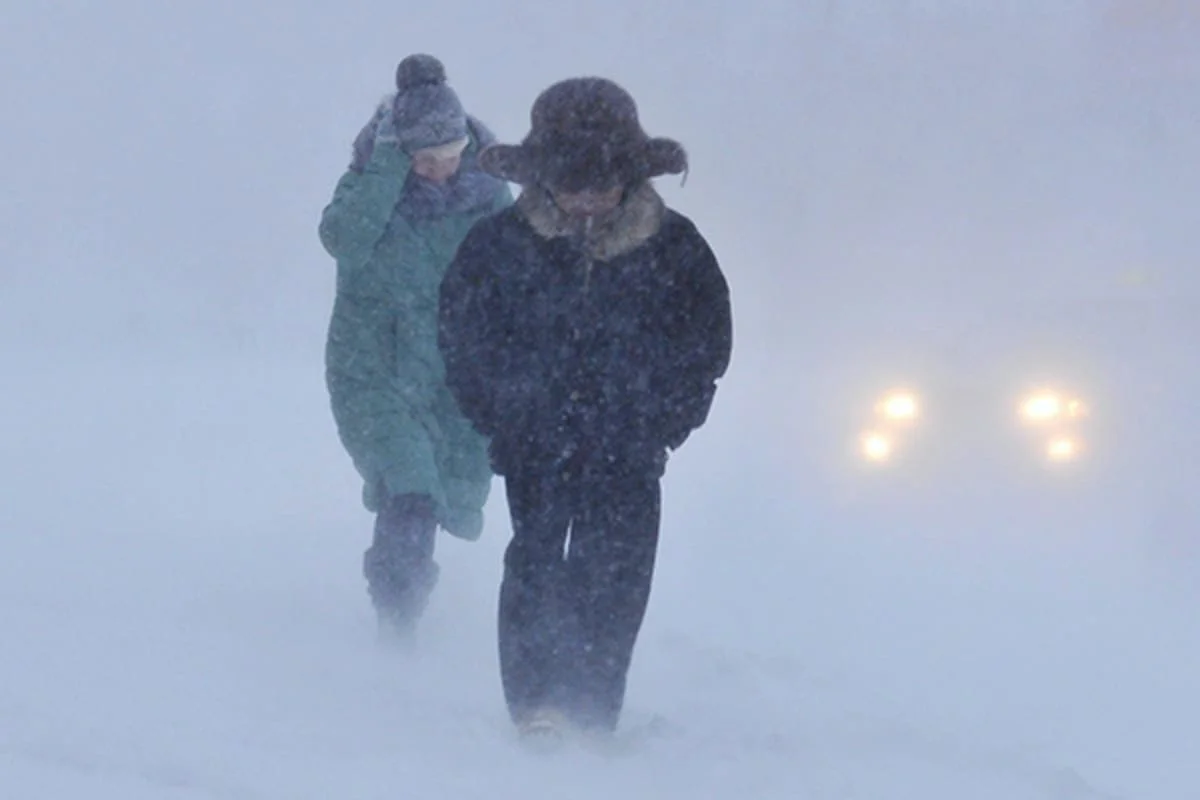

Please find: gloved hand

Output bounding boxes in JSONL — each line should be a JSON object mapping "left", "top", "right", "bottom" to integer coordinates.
{"left": 351, "top": 54, "right": 453, "bottom": 171}
{"left": 349, "top": 93, "right": 400, "bottom": 172}
{"left": 372, "top": 100, "right": 400, "bottom": 147}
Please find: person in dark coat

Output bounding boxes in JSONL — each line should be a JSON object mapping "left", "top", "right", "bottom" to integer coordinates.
{"left": 437, "top": 76, "right": 733, "bottom": 739}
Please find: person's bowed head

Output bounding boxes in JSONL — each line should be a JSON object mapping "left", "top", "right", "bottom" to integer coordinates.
{"left": 478, "top": 77, "right": 689, "bottom": 215}
{"left": 351, "top": 53, "right": 473, "bottom": 183}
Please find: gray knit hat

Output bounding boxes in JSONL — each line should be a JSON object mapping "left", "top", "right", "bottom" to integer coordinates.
{"left": 391, "top": 54, "right": 468, "bottom": 153}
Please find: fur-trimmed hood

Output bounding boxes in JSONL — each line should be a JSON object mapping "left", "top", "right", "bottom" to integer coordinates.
{"left": 515, "top": 182, "right": 666, "bottom": 262}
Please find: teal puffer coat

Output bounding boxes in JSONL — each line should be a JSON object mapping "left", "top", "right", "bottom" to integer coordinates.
{"left": 319, "top": 127, "right": 512, "bottom": 540}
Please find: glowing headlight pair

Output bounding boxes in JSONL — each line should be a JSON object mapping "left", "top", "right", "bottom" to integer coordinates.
{"left": 1019, "top": 393, "right": 1086, "bottom": 424}
{"left": 856, "top": 387, "right": 1089, "bottom": 465}
{"left": 859, "top": 390, "right": 919, "bottom": 463}
{"left": 1018, "top": 390, "right": 1088, "bottom": 463}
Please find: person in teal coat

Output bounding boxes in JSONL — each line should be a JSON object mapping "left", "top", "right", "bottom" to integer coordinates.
{"left": 319, "top": 54, "right": 513, "bottom": 641}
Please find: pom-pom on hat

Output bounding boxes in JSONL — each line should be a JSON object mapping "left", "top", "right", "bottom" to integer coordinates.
{"left": 391, "top": 54, "right": 468, "bottom": 153}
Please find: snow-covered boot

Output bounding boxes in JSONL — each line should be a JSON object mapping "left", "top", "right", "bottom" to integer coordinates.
{"left": 369, "top": 561, "right": 440, "bottom": 648}
{"left": 516, "top": 708, "right": 573, "bottom": 751}
{"left": 362, "top": 493, "right": 439, "bottom": 646}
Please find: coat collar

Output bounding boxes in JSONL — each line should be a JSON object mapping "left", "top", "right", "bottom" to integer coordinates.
{"left": 515, "top": 182, "right": 665, "bottom": 261}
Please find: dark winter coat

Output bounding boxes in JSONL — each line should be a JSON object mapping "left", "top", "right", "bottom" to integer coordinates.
{"left": 438, "top": 183, "right": 732, "bottom": 480}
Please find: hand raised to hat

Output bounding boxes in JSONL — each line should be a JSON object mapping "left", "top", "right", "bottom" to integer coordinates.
{"left": 372, "top": 102, "right": 401, "bottom": 148}
{"left": 349, "top": 55, "right": 452, "bottom": 170}
{"left": 363, "top": 55, "right": 448, "bottom": 149}
{"left": 349, "top": 92, "right": 398, "bottom": 170}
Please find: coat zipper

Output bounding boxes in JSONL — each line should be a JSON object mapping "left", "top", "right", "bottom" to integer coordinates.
{"left": 581, "top": 215, "right": 595, "bottom": 292}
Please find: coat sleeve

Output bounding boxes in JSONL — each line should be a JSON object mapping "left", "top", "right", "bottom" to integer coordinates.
{"left": 320, "top": 143, "right": 416, "bottom": 497}
{"left": 318, "top": 144, "right": 411, "bottom": 271}
{"left": 657, "top": 220, "right": 733, "bottom": 449}
{"left": 438, "top": 220, "right": 503, "bottom": 437}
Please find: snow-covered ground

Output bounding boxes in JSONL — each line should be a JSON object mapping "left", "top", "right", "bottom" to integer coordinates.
{"left": 3, "top": 2, "right": 1199, "bottom": 798}
{"left": 4, "top": 349, "right": 1197, "bottom": 800}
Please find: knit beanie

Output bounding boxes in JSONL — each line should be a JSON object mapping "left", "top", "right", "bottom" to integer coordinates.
{"left": 391, "top": 54, "right": 468, "bottom": 153}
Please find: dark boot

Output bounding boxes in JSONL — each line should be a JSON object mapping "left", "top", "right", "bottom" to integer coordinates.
{"left": 362, "top": 493, "right": 439, "bottom": 644}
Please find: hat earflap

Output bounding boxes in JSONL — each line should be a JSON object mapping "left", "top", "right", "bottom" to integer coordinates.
{"left": 478, "top": 144, "right": 537, "bottom": 185}
{"left": 639, "top": 138, "right": 688, "bottom": 180}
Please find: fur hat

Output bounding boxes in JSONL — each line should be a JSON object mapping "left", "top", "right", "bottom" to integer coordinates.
{"left": 391, "top": 54, "right": 468, "bottom": 153}
{"left": 479, "top": 77, "right": 687, "bottom": 192}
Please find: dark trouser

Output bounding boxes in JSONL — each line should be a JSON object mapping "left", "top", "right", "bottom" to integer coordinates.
{"left": 498, "top": 464, "right": 662, "bottom": 732}
{"left": 363, "top": 493, "right": 439, "bottom": 630}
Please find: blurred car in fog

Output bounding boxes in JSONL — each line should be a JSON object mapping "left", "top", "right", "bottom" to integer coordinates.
{"left": 788, "top": 272, "right": 1195, "bottom": 543}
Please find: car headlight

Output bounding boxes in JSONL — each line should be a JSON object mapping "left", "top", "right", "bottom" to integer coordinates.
{"left": 1019, "top": 390, "right": 1087, "bottom": 424}
{"left": 857, "top": 388, "right": 919, "bottom": 464}
{"left": 877, "top": 391, "right": 919, "bottom": 422}
{"left": 1018, "top": 387, "right": 1089, "bottom": 464}
{"left": 1021, "top": 392, "right": 1062, "bottom": 422}
{"left": 850, "top": 382, "right": 1092, "bottom": 469}
{"left": 1046, "top": 435, "right": 1083, "bottom": 462}
{"left": 860, "top": 430, "right": 894, "bottom": 462}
